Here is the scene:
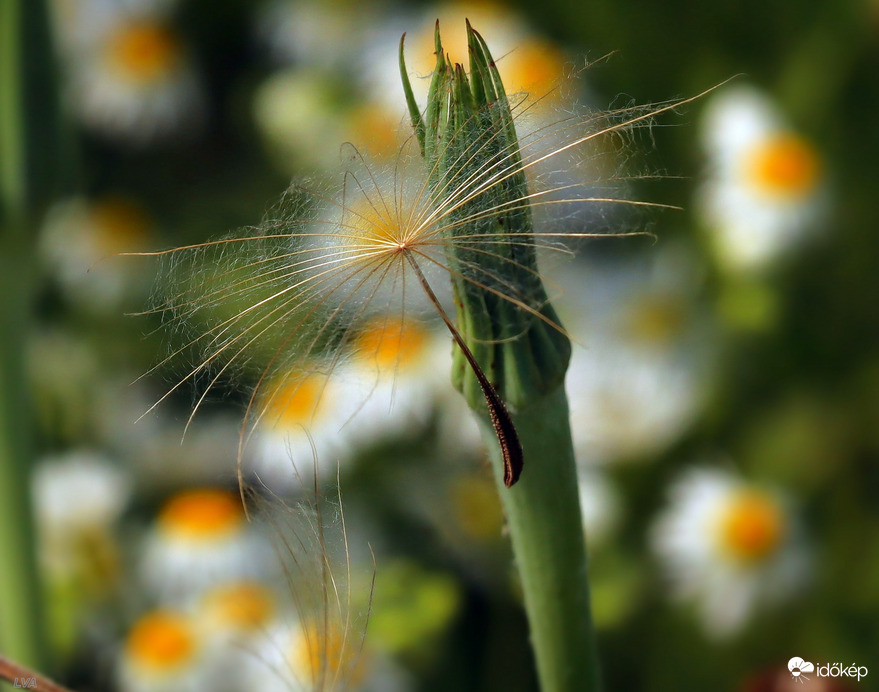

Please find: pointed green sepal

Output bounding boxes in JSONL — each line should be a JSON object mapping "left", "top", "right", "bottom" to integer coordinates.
{"left": 402, "top": 22, "right": 571, "bottom": 412}
{"left": 398, "top": 33, "right": 425, "bottom": 156}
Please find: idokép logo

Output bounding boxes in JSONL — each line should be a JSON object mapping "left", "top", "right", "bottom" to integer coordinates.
{"left": 788, "top": 657, "right": 868, "bottom": 683}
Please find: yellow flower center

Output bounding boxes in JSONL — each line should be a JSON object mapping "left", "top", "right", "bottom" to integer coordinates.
{"left": 354, "top": 318, "right": 429, "bottom": 373}
{"left": 201, "top": 582, "right": 275, "bottom": 631}
{"left": 107, "top": 21, "right": 181, "bottom": 84}
{"left": 745, "top": 134, "right": 820, "bottom": 199}
{"left": 90, "top": 197, "right": 152, "bottom": 252}
{"left": 126, "top": 612, "right": 196, "bottom": 672}
{"left": 623, "top": 297, "right": 686, "bottom": 345}
{"left": 346, "top": 103, "right": 401, "bottom": 159}
{"left": 718, "top": 490, "right": 785, "bottom": 563}
{"left": 158, "top": 489, "right": 244, "bottom": 540}
{"left": 411, "top": 5, "right": 565, "bottom": 104}
{"left": 290, "top": 622, "right": 368, "bottom": 686}
{"left": 342, "top": 198, "right": 402, "bottom": 248}
{"left": 448, "top": 477, "right": 504, "bottom": 539}
{"left": 263, "top": 373, "right": 329, "bottom": 428}
{"left": 501, "top": 38, "right": 567, "bottom": 101}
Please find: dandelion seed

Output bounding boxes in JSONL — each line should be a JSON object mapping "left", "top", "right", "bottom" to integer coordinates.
{"left": 130, "top": 21, "right": 711, "bottom": 490}
{"left": 238, "top": 456, "right": 413, "bottom": 692}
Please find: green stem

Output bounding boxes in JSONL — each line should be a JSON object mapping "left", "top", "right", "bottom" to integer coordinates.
{"left": 0, "top": 0, "right": 56, "bottom": 667}
{"left": 0, "top": 243, "right": 43, "bottom": 667}
{"left": 0, "top": 0, "right": 26, "bottom": 230}
{"left": 400, "top": 22, "right": 600, "bottom": 691}
{"left": 481, "top": 387, "right": 599, "bottom": 692}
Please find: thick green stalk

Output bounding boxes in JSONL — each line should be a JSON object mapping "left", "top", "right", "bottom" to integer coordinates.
{"left": 0, "top": 0, "right": 26, "bottom": 228}
{"left": 481, "top": 388, "right": 598, "bottom": 692}
{"left": 401, "top": 23, "right": 599, "bottom": 691}
{"left": 0, "top": 246, "right": 43, "bottom": 668}
{"left": 0, "top": 0, "right": 61, "bottom": 667}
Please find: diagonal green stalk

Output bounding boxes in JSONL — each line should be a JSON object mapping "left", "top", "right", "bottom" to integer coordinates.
{"left": 401, "top": 22, "right": 599, "bottom": 692}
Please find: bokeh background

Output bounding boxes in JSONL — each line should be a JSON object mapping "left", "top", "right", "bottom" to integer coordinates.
{"left": 2, "top": 0, "right": 878, "bottom": 690}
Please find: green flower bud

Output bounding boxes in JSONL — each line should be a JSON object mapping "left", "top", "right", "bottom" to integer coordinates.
{"left": 400, "top": 21, "right": 571, "bottom": 414}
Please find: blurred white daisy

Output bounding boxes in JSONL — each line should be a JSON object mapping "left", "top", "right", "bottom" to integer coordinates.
{"left": 87, "top": 374, "right": 245, "bottom": 489}
{"left": 566, "top": 345, "right": 708, "bottom": 465}
{"left": 651, "top": 467, "right": 810, "bottom": 638}
{"left": 340, "top": 101, "right": 407, "bottom": 161}
{"left": 434, "top": 392, "right": 485, "bottom": 459}
{"left": 399, "top": 470, "right": 506, "bottom": 568}
{"left": 338, "top": 315, "right": 450, "bottom": 448}
{"left": 198, "top": 580, "right": 278, "bottom": 637}
{"left": 241, "top": 619, "right": 410, "bottom": 692}
{"left": 247, "top": 367, "right": 360, "bottom": 492}
{"left": 444, "top": 473, "right": 505, "bottom": 543}
{"left": 127, "top": 413, "right": 244, "bottom": 489}
{"left": 117, "top": 610, "right": 210, "bottom": 692}
{"left": 140, "top": 488, "right": 275, "bottom": 604}
{"left": 696, "top": 85, "right": 826, "bottom": 273}
{"left": 253, "top": 68, "right": 405, "bottom": 174}
{"left": 32, "top": 450, "right": 132, "bottom": 583}
{"left": 577, "top": 469, "right": 622, "bottom": 549}
{"left": 196, "top": 581, "right": 282, "bottom": 692}
{"left": 559, "top": 250, "right": 716, "bottom": 465}
{"left": 249, "top": 315, "right": 451, "bottom": 489}
{"left": 61, "top": 2, "right": 203, "bottom": 143}
{"left": 253, "top": 69, "right": 351, "bottom": 172}
{"left": 255, "top": 0, "right": 378, "bottom": 70}
{"left": 40, "top": 195, "right": 155, "bottom": 312}
{"left": 29, "top": 330, "right": 101, "bottom": 440}
{"left": 32, "top": 451, "right": 132, "bottom": 536}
